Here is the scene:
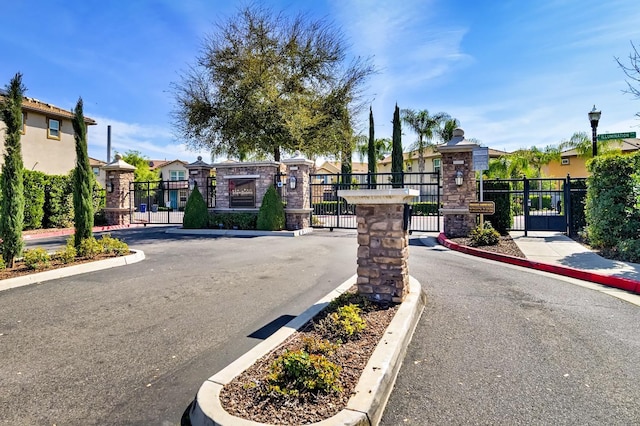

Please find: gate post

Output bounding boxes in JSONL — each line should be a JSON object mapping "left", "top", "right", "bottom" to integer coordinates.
{"left": 101, "top": 154, "right": 136, "bottom": 226}
{"left": 186, "top": 156, "right": 214, "bottom": 199}
{"left": 436, "top": 128, "right": 479, "bottom": 237}
{"left": 338, "top": 189, "right": 418, "bottom": 303}
{"left": 523, "top": 177, "right": 530, "bottom": 237}
{"left": 282, "top": 157, "right": 314, "bottom": 230}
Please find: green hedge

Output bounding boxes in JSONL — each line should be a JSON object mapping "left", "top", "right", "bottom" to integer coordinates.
{"left": 569, "top": 179, "right": 587, "bottom": 236}
{"left": 411, "top": 202, "right": 439, "bottom": 216}
{"left": 23, "top": 170, "right": 46, "bottom": 229}
{"left": 482, "top": 181, "right": 511, "bottom": 235}
{"left": 586, "top": 152, "right": 640, "bottom": 249}
{"left": 209, "top": 212, "right": 257, "bottom": 230}
{"left": 528, "top": 195, "right": 552, "bottom": 211}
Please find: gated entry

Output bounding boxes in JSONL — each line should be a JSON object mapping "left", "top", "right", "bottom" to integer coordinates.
{"left": 310, "top": 172, "right": 441, "bottom": 232}
{"left": 129, "top": 177, "right": 216, "bottom": 224}
{"left": 480, "top": 176, "right": 587, "bottom": 235}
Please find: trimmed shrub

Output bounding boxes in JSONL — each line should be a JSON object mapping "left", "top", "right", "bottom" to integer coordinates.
{"left": 265, "top": 349, "right": 342, "bottom": 397}
{"left": 616, "top": 239, "right": 640, "bottom": 263}
{"left": 55, "top": 244, "right": 77, "bottom": 264}
{"left": 43, "top": 174, "right": 74, "bottom": 228}
{"left": 100, "top": 234, "right": 129, "bottom": 256}
{"left": 77, "top": 237, "right": 103, "bottom": 259}
{"left": 208, "top": 212, "right": 257, "bottom": 230}
{"left": 568, "top": 178, "right": 587, "bottom": 236}
{"left": 315, "top": 303, "right": 366, "bottom": 342}
{"left": 257, "top": 185, "right": 285, "bottom": 231}
{"left": 0, "top": 257, "right": 5, "bottom": 270}
{"left": 469, "top": 222, "right": 500, "bottom": 247}
{"left": 183, "top": 184, "right": 209, "bottom": 229}
{"left": 23, "top": 170, "right": 46, "bottom": 230}
{"left": 23, "top": 248, "right": 51, "bottom": 270}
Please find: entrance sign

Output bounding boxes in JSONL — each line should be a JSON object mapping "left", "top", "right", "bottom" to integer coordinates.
{"left": 229, "top": 178, "right": 256, "bottom": 208}
{"left": 468, "top": 201, "right": 495, "bottom": 214}
{"left": 597, "top": 132, "right": 636, "bottom": 141}
{"left": 472, "top": 147, "right": 489, "bottom": 171}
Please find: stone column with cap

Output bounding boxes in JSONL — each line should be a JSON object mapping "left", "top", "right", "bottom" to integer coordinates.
{"left": 436, "top": 128, "right": 479, "bottom": 237}
{"left": 282, "top": 157, "right": 314, "bottom": 230}
{"left": 186, "top": 156, "right": 214, "bottom": 205}
{"left": 338, "top": 188, "right": 418, "bottom": 303}
{"left": 101, "top": 154, "right": 136, "bottom": 226}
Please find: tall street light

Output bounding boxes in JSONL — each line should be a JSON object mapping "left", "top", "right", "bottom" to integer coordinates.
{"left": 588, "top": 105, "right": 601, "bottom": 157}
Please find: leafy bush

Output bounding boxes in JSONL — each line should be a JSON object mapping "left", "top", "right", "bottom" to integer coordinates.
{"left": 616, "top": 239, "right": 640, "bottom": 263}
{"left": 183, "top": 184, "right": 209, "bottom": 229}
{"left": 265, "top": 349, "right": 342, "bottom": 397}
{"left": 469, "top": 222, "right": 500, "bottom": 247}
{"left": 100, "top": 234, "right": 129, "bottom": 256}
{"left": 23, "top": 170, "right": 46, "bottom": 230}
{"left": 23, "top": 248, "right": 51, "bottom": 270}
{"left": 257, "top": 185, "right": 285, "bottom": 231}
{"left": 301, "top": 336, "right": 338, "bottom": 356}
{"left": 569, "top": 179, "right": 587, "bottom": 236}
{"left": 55, "top": 244, "right": 76, "bottom": 264}
{"left": 77, "top": 237, "right": 103, "bottom": 259}
{"left": 0, "top": 257, "right": 6, "bottom": 270}
{"left": 208, "top": 213, "right": 257, "bottom": 230}
{"left": 43, "top": 174, "right": 74, "bottom": 228}
{"left": 411, "top": 202, "right": 439, "bottom": 216}
{"left": 315, "top": 303, "right": 366, "bottom": 341}
{"left": 482, "top": 181, "right": 511, "bottom": 235}
{"left": 528, "top": 195, "right": 552, "bottom": 211}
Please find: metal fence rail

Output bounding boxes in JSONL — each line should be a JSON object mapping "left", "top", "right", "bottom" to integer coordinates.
{"left": 310, "top": 172, "right": 441, "bottom": 232}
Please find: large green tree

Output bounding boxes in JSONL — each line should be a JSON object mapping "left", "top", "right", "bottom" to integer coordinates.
{"left": 172, "top": 5, "right": 374, "bottom": 161}
{"left": 391, "top": 104, "right": 403, "bottom": 188}
{"left": 559, "top": 131, "right": 621, "bottom": 158}
{"left": 72, "top": 97, "right": 94, "bottom": 248}
{"left": 438, "top": 118, "right": 460, "bottom": 143}
{"left": 400, "top": 108, "right": 450, "bottom": 173}
{"left": 119, "top": 150, "right": 159, "bottom": 182}
{"left": 0, "top": 73, "right": 26, "bottom": 267}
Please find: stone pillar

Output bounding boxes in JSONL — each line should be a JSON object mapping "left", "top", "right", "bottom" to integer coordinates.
{"left": 101, "top": 155, "right": 136, "bottom": 226}
{"left": 211, "top": 162, "right": 280, "bottom": 212}
{"left": 186, "top": 156, "right": 214, "bottom": 206}
{"left": 437, "top": 128, "right": 479, "bottom": 238}
{"left": 338, "top": 189, "right": 418, "bottom": 303}
{"left": 282, "top": 158, "right": 314, "bottom": 230}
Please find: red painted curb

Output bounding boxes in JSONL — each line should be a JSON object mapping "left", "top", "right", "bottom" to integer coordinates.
{"left": 437, "top": 233, "right": 640, "bottom": 295}
{"left": 22, "top": 224, "right": 146, "bottom": 241}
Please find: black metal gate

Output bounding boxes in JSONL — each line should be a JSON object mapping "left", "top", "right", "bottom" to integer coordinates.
{"left": 480, "top": 176, "right": 587, "bottom": 235}
{"left": 129, "top": 177, "right": 216, "bottom": 224}
{"left": 310, "top": 172, "right": 441, "bottom": 232}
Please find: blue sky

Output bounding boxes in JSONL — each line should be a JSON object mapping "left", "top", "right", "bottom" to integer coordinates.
{"left": 2, "top": 0, "right": 640, "bottom": 163}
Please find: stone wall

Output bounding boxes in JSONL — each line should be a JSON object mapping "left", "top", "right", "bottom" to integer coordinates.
{"left": 213, "top": 162, "right": 282, "bottom": 211}
{"left": 283, "top": 159, "right": 314, "bottom": 230}
{"left": 440, "top": 150, "right": 476, "bottom": 237}
{"left": 103, "top": 169, "right": 134, "bottom": 226}
{"left": 356, "top": 204, "right": 409, "bottom": 303}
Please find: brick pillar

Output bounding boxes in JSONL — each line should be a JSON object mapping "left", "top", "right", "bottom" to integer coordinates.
{"left": 102, "top": 155, "right": 136, "bottom": 226}
{"left": 186, "top": 156, "right": 214, "bottom": 206}
{"left": 338, "top": 189, "right": 418, "bottom": 303}
{"left": 437, "top": 128, "right": 479, "bottom": 238}
{"left": 283, "top": 158, "right": 314, "bottom": 230}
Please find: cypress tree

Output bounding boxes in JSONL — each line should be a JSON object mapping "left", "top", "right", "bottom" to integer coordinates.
{"left": 367, "top": 106, "right": 376, "bottom": 188}
{"left": 183, "top": 183, "right": 209, "bottom": 229}
{"left": 391, "top": 104, "right": 403, "bottom": 188}
{"left": 72, "top": 97, "right": 94, "bottom": 248}
{"left": 0, "top": 73, "right": 26, "bottom": 267}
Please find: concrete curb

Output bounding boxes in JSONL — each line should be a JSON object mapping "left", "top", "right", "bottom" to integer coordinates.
{"left": 0, "top": 249, "right": 145, "bottom": 293}
{"left": 22, "top": 224, "right": 147, "bottom": 240}
{"left": 188, "top": 275, "right": 426, "bottom": 426}
{"left": 437, "top": 233, "right": 640, "bottom": 295}
{"left": 166, "top": 227, "right": 314, "bottom": 237}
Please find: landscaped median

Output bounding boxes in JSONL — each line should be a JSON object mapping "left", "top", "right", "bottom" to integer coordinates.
{"left": 0, "top": 249, "right": 145, "bottom": 293}
{"left": 187, "top": 275, "right": 426, "bottom": 426}
{"left": 437, "top": 233, "right": 640, "bottom": 295}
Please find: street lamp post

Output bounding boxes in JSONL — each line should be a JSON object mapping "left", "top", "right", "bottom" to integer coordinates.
{"left": 588, "top": 105, "right": 601, "bottom": 157}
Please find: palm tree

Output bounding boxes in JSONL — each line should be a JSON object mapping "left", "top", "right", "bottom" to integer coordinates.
{"left": 437, "top": 118, "right": 460, "bottom": 143}
{"left": 400, "top": 108, "right": 450, "bottom": 173}
{"left": 559, "top": 131, "right": 621, "bottom": 158}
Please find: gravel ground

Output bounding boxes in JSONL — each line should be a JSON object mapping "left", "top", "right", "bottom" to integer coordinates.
{"left": 448, "top": 235, "right": 526, "bottom": 258}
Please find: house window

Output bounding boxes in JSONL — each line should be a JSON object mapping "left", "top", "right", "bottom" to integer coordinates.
{"left": 47, "top": 118, "right": 60, "bottom": 140}
{"left": 433, "top": 159, "right": 441, "bottom": 174}
{"left": 92, "top": 167, "right": 100, "bottom": 176}
{"left": 170, "top": 170, "right": 185, "bottom": 181}
{"left": 561, "top": 158, "right": 570, "bottom": 165}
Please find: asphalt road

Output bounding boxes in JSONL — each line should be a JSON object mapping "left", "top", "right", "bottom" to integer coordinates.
{"left": 383, "top": 238, "right": 640, "bottom": 425}
{"left": 2, "top": 227, "right": 358, "bottom": 425}
{"left": 3, "top": 228, "right": 639, "bottom": 425}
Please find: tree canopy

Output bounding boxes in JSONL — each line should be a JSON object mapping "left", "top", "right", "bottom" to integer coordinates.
{"left": 401, "top": 108, "right": 451, "bottom": 173}
{"left": 172, "top": 6, "right": 375, "bottom": 161}
{"left": 118, "top": 150, "right": 159, "bottom": 182}
{"left": 616, "top": 40, "right": 640, "bottom": 118}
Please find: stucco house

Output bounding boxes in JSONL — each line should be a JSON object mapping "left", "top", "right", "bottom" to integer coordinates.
{"left": 378, "top": 146, "right": 506, "bottom": 175}
{"left": 542, "top": 138, "right": 640, "bottom": 178}
{"left": 148, "top": 159, "right": 189, "bottom": 209}
{"left": 0, "top": 93, "right": 97, "bottom": 175}
{"left": 90, "top": 157, "right": 107, "bottom": 187}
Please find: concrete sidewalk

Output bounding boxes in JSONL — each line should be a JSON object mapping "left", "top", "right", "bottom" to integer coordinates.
{"left": 509, "top": 231, "right": 640, "bottom": 283}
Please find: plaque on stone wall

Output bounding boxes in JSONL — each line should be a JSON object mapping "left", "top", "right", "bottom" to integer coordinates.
{"left": 229, "top": 178, "right": 256, "bottom": 208}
